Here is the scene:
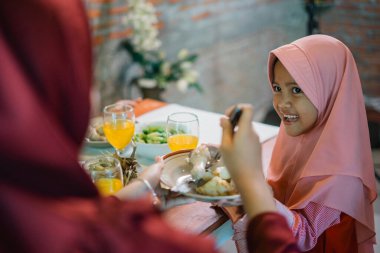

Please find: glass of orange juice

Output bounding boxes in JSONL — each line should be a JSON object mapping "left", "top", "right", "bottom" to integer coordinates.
{"left": 166, "top": 112, "right": 199, "bottom": 152}
{"left": 84, "top": 156, "right": 124, "bottom": 196}
{"left": 103, "top": 103, "right": 135, "bottom": 156}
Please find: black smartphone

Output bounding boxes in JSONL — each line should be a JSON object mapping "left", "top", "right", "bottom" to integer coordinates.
{"left": 229, "top": 106, "right": 242, "bottom": 133}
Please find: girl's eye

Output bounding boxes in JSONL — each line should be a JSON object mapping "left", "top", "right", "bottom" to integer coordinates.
{"left": 292, "top": 87, "right": 302, "bottom": 94}
{"left": 272, "top": 85, "right": 281, "bottom": 92}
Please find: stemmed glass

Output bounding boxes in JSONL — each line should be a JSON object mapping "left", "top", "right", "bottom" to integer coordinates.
{"left": 84, "top": 156, "right": 124, "bottom": 196}
{"left": 166, "top": 112, "right": 199, "bottom": 152}
{"left": 103, "top": 103, "right": 135, "bottom": 156}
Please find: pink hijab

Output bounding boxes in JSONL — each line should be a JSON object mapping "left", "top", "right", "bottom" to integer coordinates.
{"left": 267, "top": 35, "right": 377, "bottom": 244}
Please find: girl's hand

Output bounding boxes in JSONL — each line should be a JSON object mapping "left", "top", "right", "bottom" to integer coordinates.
{"left": 220, "top": 104, "right": 276, "bottom": 218}
{"left": 220, "top": 104, "right": 263, "bottom": 179}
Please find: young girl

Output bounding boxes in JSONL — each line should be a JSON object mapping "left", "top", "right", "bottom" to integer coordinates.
{"left": 233, "top": 35, "right": 377, "bottom": 252}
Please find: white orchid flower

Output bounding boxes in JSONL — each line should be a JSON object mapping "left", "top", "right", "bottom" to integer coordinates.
{"left": 180, "top": 61, "right": 192, "bottom": 70}
{"left": 178, "top": 49, "right": 189, "bottom": 60}
{"left": 126, "top": 0, "right": 161, "bottom": 52}
{"left": 161, "top": 62, "right": 171, "bottom": 76}
{"left": 176, "top": 79, "right": 189, "bottom": 93}
{"left": 125, "top": 0, "right": 200, "bottom": 94}
{"left": 159, "top": 51, "right": 166, "bottom": 59}
{"left": 184, "top": 70, "right": 199, "bottom": 83}
{"left": 138, "top": 78, "right": 157, "bottom": 88}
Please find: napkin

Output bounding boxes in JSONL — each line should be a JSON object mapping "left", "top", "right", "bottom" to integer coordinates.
{"left": 134, "top": 99, "right": 167, "bottom": 117}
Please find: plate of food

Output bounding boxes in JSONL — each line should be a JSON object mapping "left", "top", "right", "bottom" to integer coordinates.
{"left": 85, "top": 117, "right": 111, "bottom": 148}
{"left": 161, "top": 145, "right": 242, "bottom": 206}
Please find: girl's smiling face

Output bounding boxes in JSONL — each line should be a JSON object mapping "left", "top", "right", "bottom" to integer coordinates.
{"left": 272, "top": 60, "right": 318, "bottom": 137}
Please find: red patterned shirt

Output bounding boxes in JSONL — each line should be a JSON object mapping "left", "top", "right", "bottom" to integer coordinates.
{"left": 275, "top": 201, "right": 340, "bottom": 251}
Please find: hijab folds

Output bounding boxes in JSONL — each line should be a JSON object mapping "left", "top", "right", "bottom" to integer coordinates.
{"left": 0, "top": 0, "right": 97, "bottom": 198}
{"left": 267, "top": 35, "right": 377, "bottom": 244}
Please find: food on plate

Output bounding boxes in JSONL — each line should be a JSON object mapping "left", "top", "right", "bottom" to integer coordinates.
{"left": 86, "top": 122, "right": 107, "bottom": 142}
{"left": 188, "top": 145, "right": 212, "bottom": 180}
{"left": 187, "top": 144, "right": 237, "bottom": 196}
{"left": 134, "top": 125, "right": 167, "bottom": 144}
{"left": 196, "top": 176, "right": 236, "bottom": 196}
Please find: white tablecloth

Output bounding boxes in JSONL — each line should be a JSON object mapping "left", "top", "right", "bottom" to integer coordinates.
{"left": 81, "top": 104, "right": 279, "bottom": 165}
{"left": 137, "top": 104, "right": 279, "bottom": 145}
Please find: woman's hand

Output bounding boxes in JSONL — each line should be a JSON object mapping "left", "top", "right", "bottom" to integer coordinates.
{"left": 138, "top": 156, "right": 164, "bottom": 188}
{"left": 114, "top": 157, "right": 195, "bottom": 208}
{"left": 114, "top": 157, "right": 163, "bottom": 201}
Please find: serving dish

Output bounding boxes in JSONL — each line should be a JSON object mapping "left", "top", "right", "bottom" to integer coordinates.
{"left": 134, "top": 121, "right": 171, "bottom": 159}
{"left": 161, "top": 150, "right": 242, "bottom": 206}
{"left": 85, "top": 117, "right": 111, "bottom": 148}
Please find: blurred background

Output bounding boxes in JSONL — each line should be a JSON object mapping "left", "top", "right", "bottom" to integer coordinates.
{"left": 83, "top": 2, "right": 380, "bottom": 250}
{"left": 84, "top": 0, "right": 379, "bottom": 143}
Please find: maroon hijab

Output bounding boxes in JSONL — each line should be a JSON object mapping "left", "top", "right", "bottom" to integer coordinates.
{"left": 0, "top": 2, "right": 220, "bottom": 253}
{"left": 0, "top": 0, "right": 97, "bottom": 197}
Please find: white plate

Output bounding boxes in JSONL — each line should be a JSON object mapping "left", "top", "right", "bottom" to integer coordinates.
{"left": 85, "top": 139, "right": 112, "bottom": 148}
{"left": 85, "top": 117, "right": 111, "bottom": 148}
{"left": 161, "top": 150, "right": 242, "bottom": 206}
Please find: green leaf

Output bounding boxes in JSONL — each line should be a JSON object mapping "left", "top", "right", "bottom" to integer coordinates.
{"left": 185, "top": 54, "right": 198, "bottom": 62}
{"left": 121, "top": 39, "right": 202, "bottom": 93}
{"left": 191, "top": 82, "right": 203, "bottom": 93}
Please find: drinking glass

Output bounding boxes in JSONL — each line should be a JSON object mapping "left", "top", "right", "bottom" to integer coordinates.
{"left": 166, "top": 112, "right": 199, "bottom": 151}
{"left": 84, "top": 156, "right": 124, "bottom": 196}
{"left": 103, "top": 103, "right": 135, "bottom": 156}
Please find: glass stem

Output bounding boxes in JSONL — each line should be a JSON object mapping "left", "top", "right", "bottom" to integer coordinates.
{"left": 116, "top": 149, "right": 124, "bottom": 158}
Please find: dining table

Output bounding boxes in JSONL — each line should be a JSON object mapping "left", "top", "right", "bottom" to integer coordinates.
{"left": 81, "top": 99, "right": 279, "bottom": 248}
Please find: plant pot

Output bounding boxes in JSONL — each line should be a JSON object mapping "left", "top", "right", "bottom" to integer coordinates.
{"left": 140, "top": 87, "right": 165, "bottom": 101}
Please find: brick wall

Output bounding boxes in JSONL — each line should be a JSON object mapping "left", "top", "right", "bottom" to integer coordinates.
{"left": 319, "top": 0, "right": 380, "bottom": 97}
{"left": 155, "top": 0, "right": 306, "bottom": 120}
{"left": 84, "top": 0, "right": 380, "bottom": 144}
{"left": 84, "top": 0, "right": 132, "bottom": 113}
{"left": 84, "top": 0, "right": 131, "bottom": 48}
{"left": 84, "top": 0, "right": 307, "bottom": 119}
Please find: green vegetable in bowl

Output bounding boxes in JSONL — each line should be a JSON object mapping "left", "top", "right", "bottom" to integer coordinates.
{"left": 168, "top": 128, "right": 186, "bottom": 135}
{"left": 134, "top": 124, "right": 188, "bottom": 144}
{"left": 134, "top": 125, "right": 168, "bottom": 144}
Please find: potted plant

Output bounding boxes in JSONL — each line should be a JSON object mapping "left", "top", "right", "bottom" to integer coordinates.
{"left": 122, "top": 0, "right": 201, "bottom": 100}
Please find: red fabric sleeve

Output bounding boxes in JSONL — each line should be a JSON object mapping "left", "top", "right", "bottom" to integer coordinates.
{"left": 0, "top": 184, "right": 218, "bottom": 253}
{"left": 290, "top": 202, "right": 340, "bottom": 251}
{"left": 304, "top": 213, "right": 359, "bottom": 253}
{"left": 246, "top": 212, "right": 300, "bottom": 253}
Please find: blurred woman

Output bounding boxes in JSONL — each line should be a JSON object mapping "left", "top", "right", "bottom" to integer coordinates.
{"left": 0, "top": 1, "right": 216, "bottom": 252}
{"left": 0, "top": 1, "right": 304, "bottom": 252}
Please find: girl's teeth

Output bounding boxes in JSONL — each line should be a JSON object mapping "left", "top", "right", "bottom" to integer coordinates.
{"left": 284, "top": 114, "right": 298, "bottom": 120}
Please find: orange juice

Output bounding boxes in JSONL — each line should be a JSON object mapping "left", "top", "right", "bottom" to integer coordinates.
{"left": 168, "top": 134, "right": 198, "bottom": 151}
{"left": 103, "top": 119, "right": 135, "bottom": 150}
{"left": 95, "top": 178, "right": 123, "bottom": 196}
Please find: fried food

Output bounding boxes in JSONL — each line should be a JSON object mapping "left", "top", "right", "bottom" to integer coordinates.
{"left": 187, "top": 145, "right": 237, "bottom": 196}
{"left": 196, "top": 176, "right": 237, "bottom": 196}
{"left": 188, "top": 144, "right": 211, "bottom": 180}
{"left": 87, "top": 123, "right": 107, "bottom": 142}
